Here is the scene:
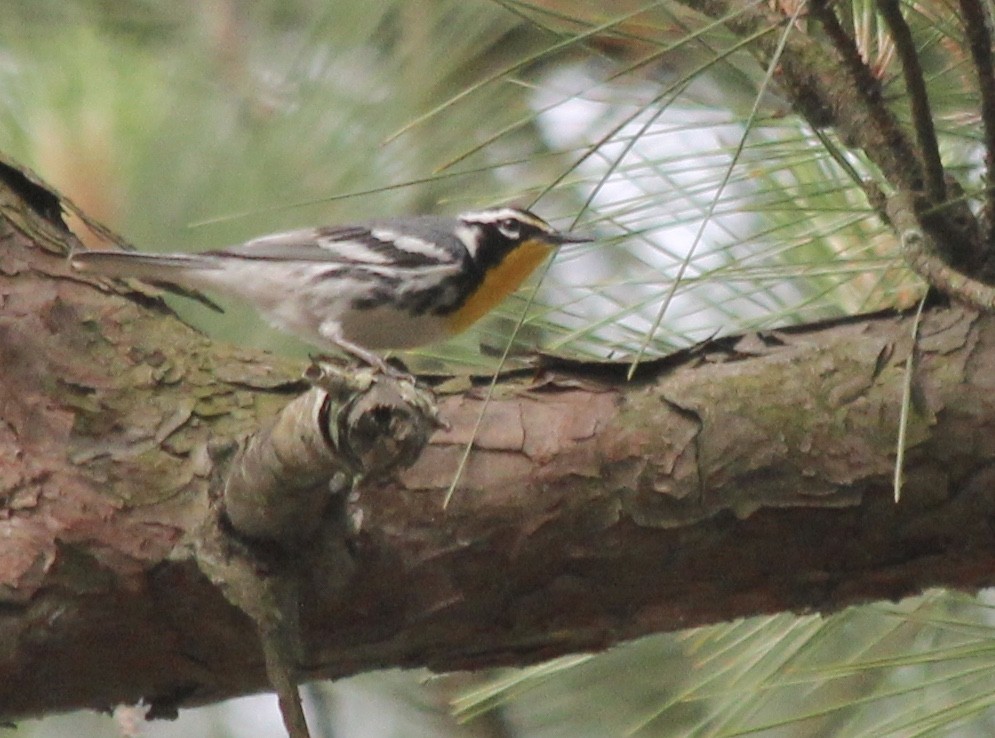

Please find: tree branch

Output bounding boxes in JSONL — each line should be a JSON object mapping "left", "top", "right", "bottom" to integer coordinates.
{"left": 888, "top": 189, "right": 995, "bottom": 308}
{"left": 6, "top": 164, "right": 995, "bottom": 719}
{"left": 876, "top": 0, "right": 946, "bottom": 204}
{"left": 957, "top": 0, "right": 995, "bottom": 247}
{"left": 692, "top": 0, "right": 925, "bottom": 193}
{"left": 681, "top": 1, "right": 987, "bottom": 285}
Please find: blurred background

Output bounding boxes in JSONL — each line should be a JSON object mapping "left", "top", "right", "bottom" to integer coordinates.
{"left": 4, "top": 0, "right": 995, "bottom": 735}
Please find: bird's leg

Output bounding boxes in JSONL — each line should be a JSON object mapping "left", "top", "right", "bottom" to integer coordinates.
{"left": 316, "top": 325, "right": 412, "bottom": 379}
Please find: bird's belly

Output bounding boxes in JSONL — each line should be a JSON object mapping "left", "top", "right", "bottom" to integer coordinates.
{"left": 335, "top": 305, "right": 450, "bottom": 350}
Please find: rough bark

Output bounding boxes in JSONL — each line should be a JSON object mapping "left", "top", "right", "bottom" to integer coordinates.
{"left": 3, "top": 166, "right": 995, "bottom": 720}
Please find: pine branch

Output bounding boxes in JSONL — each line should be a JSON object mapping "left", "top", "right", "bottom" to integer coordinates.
{"left": 877, "top": 0, "right": 946, "bottom": 204}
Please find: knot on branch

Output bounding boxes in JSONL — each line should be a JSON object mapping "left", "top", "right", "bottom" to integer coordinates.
{"left": 192, "top": 362, "right": 441, "bottom": 738}
{"left": 888, "top": 191, "right": 995, "bottom": 311}
{"left": 308, "top": 362, "right": 443, "bottom": 483}
{"left": 220, "top": 362, "right": 441, "bottom": 545}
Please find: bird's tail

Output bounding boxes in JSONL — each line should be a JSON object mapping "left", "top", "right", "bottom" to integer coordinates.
{"left": 69, "top": 250, "right": 221, "bottom": 281}
{"left": 69, "top": 250, "right": 226, "bottom": 312}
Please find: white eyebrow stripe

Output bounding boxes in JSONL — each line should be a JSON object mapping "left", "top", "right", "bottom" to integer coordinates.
{"left": 458, "top": 208, "right": 554, "bottom": 232}
{"left": 458, "top": 208, "right": 518, "bottom": 222}
{"left": 458, "top": 208, "right": 523, "bottom": 224}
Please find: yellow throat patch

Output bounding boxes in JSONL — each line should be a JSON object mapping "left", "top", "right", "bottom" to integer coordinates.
{"left": 446, "top": 239, "right": 555, "bottom": 335}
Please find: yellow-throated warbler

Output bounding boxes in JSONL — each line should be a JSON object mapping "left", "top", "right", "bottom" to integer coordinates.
{"left": 69, "top": 207, "right": 591, "bottom": 369}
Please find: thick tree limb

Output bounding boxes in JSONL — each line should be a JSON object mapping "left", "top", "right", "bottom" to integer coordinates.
{"left": 4, "top": 168, "right": 995, "bottom": 721}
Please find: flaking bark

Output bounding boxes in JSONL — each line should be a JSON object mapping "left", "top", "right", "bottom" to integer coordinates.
{"left": 4, "top": 163, "right": 995, "bottom": 719}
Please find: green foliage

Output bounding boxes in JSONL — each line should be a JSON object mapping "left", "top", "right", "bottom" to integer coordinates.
{"left": 3, "top": 0, "right": 995, "bottom": 736}
{"left": 0, "top": 0, "right": 572, "bottom": 364}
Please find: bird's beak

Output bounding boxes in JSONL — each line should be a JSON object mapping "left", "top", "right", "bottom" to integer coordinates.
{"left": 548, "top": 231, "right": 594, "bottom": 245}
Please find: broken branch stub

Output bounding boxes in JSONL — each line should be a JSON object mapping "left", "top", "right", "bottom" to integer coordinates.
{"left": 221, "top": 363, "right": 441, "bottom": 545}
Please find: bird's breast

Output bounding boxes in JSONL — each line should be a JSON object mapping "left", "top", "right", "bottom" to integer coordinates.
{"left": 445, "top": 239, "right": 555, "bottom": 335}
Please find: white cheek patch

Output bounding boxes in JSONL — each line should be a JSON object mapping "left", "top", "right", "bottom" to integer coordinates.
{"left": 453, "top": 224, "right": 481, "bottom": 257}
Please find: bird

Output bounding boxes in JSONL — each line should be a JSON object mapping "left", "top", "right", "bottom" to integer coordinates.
{"left": 69, "top": 207, "right": 591, "bottom": 371}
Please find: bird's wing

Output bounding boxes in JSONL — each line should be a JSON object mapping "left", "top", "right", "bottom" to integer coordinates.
{"left": 212, "top": 224, "right": 461, "bottom": 269}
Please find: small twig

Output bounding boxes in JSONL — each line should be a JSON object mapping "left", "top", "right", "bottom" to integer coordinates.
{"left": 259, "top": 601, "right": 312, "bottom": 738}
{"left": 957, "top": 0, "right": 995, "bottom": 245}
{"left": 810, "top": 0, "right": 883, "bottom": 99}
{"left": 194, "top": 518, "right": 315, "bottom": 738}
{"left": 808, "top": 0, "right": 924, "bottom": 193}
{"left": 876, "top": 0, "right": 946, "bottom": 203}
{"left": 888, "top": 191, "right": 995, "bottom": 309}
